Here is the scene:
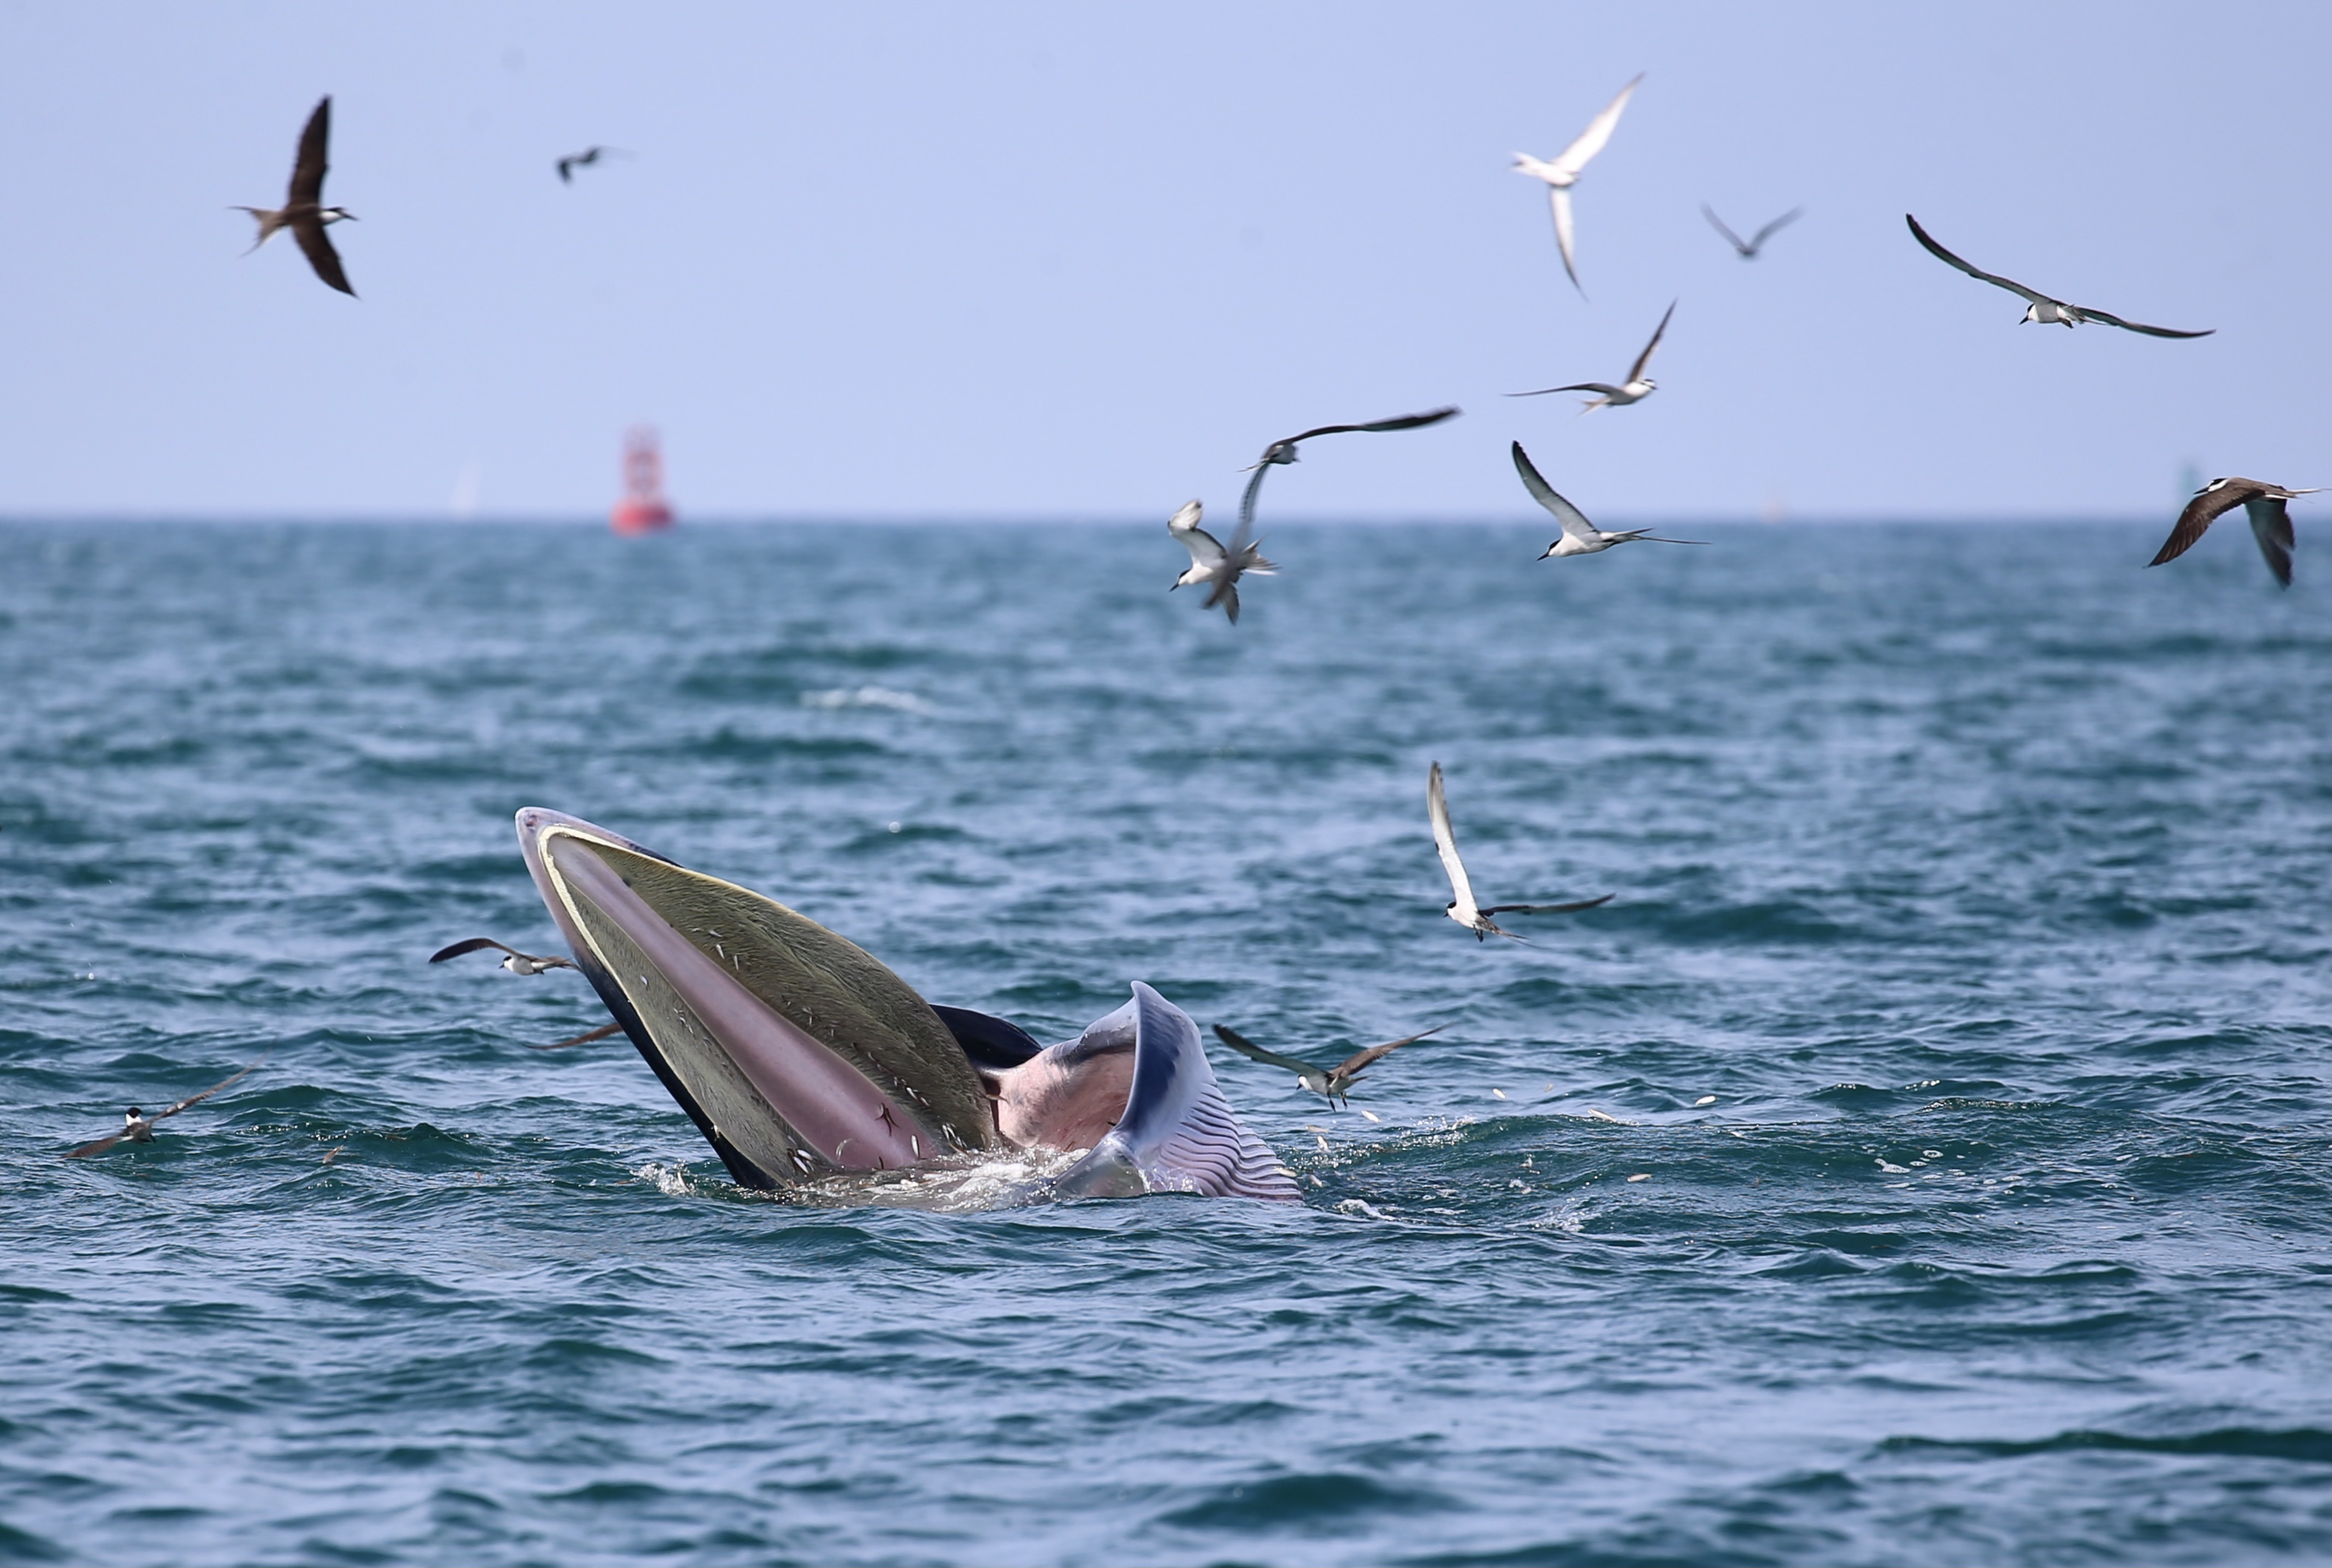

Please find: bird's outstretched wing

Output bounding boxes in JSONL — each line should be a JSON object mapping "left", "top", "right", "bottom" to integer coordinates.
{"left": 289, "top": 97, "right": 332, "bottom": 206}
{"left": 1174, "top": 528, "right": 1225, "bottom": 568}
{"left": 1211, "top": 1024, "right": 1324, "bottom": 1078}
{"left": 1511, "top": 442, "right": 1598, "bottom": 544}
{"left": 431, "top": 937, "right": 522, "bottom": 963}
{"left": 1904, "top": 215, "right": 2047, "bottom": 305}
{"left": 1169, "top": 500, "right": 1226, "bottom": 569}
{"left": 532, "top": 1021, "right": 626, "bottom": 1050}
{"left": 556, "top": 157, "right": 577, "bottom": 183}
{"left": 2070, "top": 305, "right": 2212, "bottom": 339}
{"left": 293, "top": 219, "right": 355, "bottom": 296}
{"left": 151, "top": 1052, "right": 272, "bottom": 1123}
{"left": 1749, "top": 208, "right": 1804, "bottom": 251}
{"left": 1330, "top": 1024, "right": 1448, "bottom": 1081}
{"left": 2242, "top": 494, "right": 2297, "bottom": 588}
{"left": 1480, "top": 894, "right": 1615, "bottom": 916}
{"left": 1628, "top": 300, "right": 1676, "bottom": 383}
{"left": 1550, "top": 186, "right": 1580, "bottom": 294}
{"left": 1549, "top": 74, "right": 1642, "bottom": 179}
{"left": 1207, "top": 582, "right": 1242, "bottom": 623}
{"left": 66, "top": 1129, "right": 131, "bottom": 1160}
{"left": 1270, "top": 407, "right": 1463, "bottom": 448}
{"left": 2148, "top": 480, "right": 2250, "bottom": 569}
{"left": 1508, "top": 381, "right": 1618, "bottom": 399}
{"left": 1235, "top": 462, "right": 1272, "bottom": 544}
{"left": 1702, "top": 205, "right": 1751, "bottom": 255}
{"left": 1427, "top": 761, "right": 1480, "bottom": 919}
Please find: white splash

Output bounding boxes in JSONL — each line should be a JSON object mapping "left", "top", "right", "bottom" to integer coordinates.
{"left": 787, "top": 1147, "right": 1086, "bottom": 1213}
{"left": 633, "top": 1161, "right": 699, "bottom": 1197}
{"left": 800, "top": 685, "right": 937, "bottom": 716}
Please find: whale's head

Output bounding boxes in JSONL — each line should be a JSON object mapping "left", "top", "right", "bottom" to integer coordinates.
{"left": 515, "top": 807, "right": 997, "bottom": 1188}
{"left": 513, "top": 809, "right": 1296, "bottom": 1202}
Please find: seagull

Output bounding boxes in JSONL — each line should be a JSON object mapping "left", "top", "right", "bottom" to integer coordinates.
{"left": 1167, "top": 499, "right": 1276, "bottom": 625}
{"left": 1429, "top": 761, "right": 1612, "bottom": 942}
{"left": 1904, "top": 215, "right": 2211, "bottom": 338}
{"left": 1239, "top": 407, "right": 1461, "bottom": 535}
{"left": 1703, "top": 204, "right": 1802, "bottom": 260}
{"left": 532, "top": 1021, "right": 626, "bottom": 1050}
{"left": 1512, "top": 73, "right": 1643, "bottom": 295}
{"left": 555, "top": 145, "right": 631, "bottom": 183}
{"left": 1511, "top": 301, "right": 1674, "bottom": 412}
{"left": 233, "top": 96, "right": 358, "bottom": 296}
{"left": 1212, "top": 1024, "right": 1447, "bottom": 1109}
{"left": 1514, "top": 442, "right": 1702, "bottom": 556}
{"left": 66, "top": 1054, "right": 271, "bottom": 1159}
{"left": 428, "top": 937, "right": 576, "bottom": 975}
{"left": 2148, "top": 478, "right": 2323, "bottom": 588}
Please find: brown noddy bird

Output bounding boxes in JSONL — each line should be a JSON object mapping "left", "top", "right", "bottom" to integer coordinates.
{"left": 234, "top": 96, "right": 358, "bottom": 296}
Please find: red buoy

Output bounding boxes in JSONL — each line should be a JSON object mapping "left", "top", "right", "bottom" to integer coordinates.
{"left": 611, "top": 425, "right": 675, "bottom": 535}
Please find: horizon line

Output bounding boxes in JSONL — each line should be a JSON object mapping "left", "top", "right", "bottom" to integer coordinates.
{"left": 0, "top": 510, "right": 2195, "bottom": 529}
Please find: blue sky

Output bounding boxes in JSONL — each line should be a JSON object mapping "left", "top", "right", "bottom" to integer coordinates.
{"left": 1, "top": 1, "right": 2323, "bottom": 520}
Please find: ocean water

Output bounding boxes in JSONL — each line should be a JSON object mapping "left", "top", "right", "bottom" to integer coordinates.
{"left": 1, "top": 517, "right": 2326, "bottom": 1568}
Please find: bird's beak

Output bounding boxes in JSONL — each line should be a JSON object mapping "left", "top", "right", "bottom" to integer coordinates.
{"left": 513, "top": 807, "right": 998, "bottom": 1188}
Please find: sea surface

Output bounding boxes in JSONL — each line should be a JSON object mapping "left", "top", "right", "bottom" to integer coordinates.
{"left": 1, "top": 518, "right": 2326, "bottom": 1568}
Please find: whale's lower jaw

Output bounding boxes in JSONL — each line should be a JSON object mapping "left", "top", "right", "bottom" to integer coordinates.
{"left": 516, "top": 808, "right": 994, "bottom": 1189}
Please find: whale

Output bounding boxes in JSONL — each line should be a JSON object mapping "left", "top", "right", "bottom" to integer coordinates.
{"left": 513, "top": 808, "right": 1298, "bottom": 1202}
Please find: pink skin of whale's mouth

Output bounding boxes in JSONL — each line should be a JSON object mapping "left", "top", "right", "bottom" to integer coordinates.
{"left": 516, "top": 809, "right": 926, "bottom": 1171}
{"left": 984, "top": 1046, "right": 1135, "bottom": 1154}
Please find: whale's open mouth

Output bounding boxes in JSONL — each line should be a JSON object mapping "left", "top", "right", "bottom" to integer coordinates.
{"left": 513, "top": 807, "right": 1296, "bottom": 1202}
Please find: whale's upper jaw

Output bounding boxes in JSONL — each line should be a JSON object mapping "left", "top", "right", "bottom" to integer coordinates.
{"left": 513, "top": 807, "right": 998, "bottom": 1189}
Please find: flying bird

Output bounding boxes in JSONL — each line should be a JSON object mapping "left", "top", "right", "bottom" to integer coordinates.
{"left": 555, "top": 145, "right": 630, "bottom": 183}
{"left": 1211, "top": 1024, "right": 1446, "bottom": 1109}
{"left": 428, "top": 937, "right": 576, "bottom": 975}
{"left": 66, "top": 1054, "right": 271, "bottom": 1159}
{"left": 1511, "top": 74, "right": 1643, "bottom": 295}
{"left": 2148, "top": 477, "right": 2323, "bottom": 588}
{"left": 233, "top": 95, "right": 358, "bottom": 296}
{"left": 1239, "top": 407, "right": 1461, "bottom": 536}
{"left": 1702, "top": 204, "right": 1802, "bottom": 260}
{"left": 1904, "top": 215, "right": 2210, "bottom": 338}
{"left": 1511, "top": 300, "right": 1675, "bottom": 412}
{"left": 1429, "top": 761, "right": 1612, "bottom": 942}
{"left": 1167, "top": 499, "right": 1276, "bottom": 625}
{"left": 1514, "top": 442, "right": 1702, "bottom": 557}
